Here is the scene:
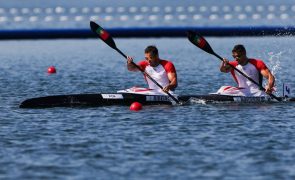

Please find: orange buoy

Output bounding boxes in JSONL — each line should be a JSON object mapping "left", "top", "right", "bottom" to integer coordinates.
{"left": 130, "top": 102, "right": 142, "bottom": 111}
{"left": 47, "top": 66, "right": 56, "bottom": 74}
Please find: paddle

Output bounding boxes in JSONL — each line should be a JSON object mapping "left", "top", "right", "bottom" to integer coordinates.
{"left": 187, "top": 30, "right": 281, "bottom": 101}
{"left": 90, "top": 21, "right": 180, "bottom": 104}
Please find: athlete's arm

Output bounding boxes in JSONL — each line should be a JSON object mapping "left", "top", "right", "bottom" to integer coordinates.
{"left": 220, "top": 58, "right": 232, "bottom": 73}
{"left": 261, "top": 68, "right": 275, "bottom": 94}
{"left": 163, "top": 72, "right": 178, "bottom": 92}
{"left": 127, "top": 56, "right": 139, "bottom": 72}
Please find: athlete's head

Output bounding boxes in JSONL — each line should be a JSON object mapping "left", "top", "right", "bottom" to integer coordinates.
{"left": 145, "top": 45, "right": 159, "bottom": 57}
{"left": 144, "top": 45, "right": 160, "bottom": 67}
{"left": 232, "top": 44, "right": 246, "bottom": 54}
{"left": 232, "top": 44, "right": 247, "bottom": 61}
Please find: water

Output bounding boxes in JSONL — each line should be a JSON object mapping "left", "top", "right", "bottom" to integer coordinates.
{"left": 1, "top": 37, "right": 295, "bottom": 179}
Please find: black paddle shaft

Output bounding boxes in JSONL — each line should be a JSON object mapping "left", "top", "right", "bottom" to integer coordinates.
{"left": 187, "top": 31, "right": 281, "bottom": 101}
{"left": 90, "top": 21, "right": 180, "bottom": 104}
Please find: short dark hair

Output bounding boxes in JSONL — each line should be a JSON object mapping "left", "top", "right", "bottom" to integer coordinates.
{"left": 232, "top": 44, "right": 246, "bottom": 54}
{"left": 145, "top": 45, "right": 158, "bottom": 57}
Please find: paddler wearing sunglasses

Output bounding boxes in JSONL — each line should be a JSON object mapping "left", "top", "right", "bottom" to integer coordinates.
{"left": 218, "top": 44, "right": 275, "bottom": 96}
{"left": 127, "top": 45, "right": 178, "bottom": 94}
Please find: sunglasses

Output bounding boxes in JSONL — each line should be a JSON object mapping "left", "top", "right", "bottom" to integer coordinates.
{"left": 232, "top": 54, "right": 243, "bottom": 59}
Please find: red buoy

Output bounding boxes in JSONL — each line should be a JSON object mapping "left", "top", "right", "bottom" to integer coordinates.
{"left": 130, "top": 102, "right": 142, "bottom": 111}
{"left": 47, "top": 66, "right": 56, "bottom": 74}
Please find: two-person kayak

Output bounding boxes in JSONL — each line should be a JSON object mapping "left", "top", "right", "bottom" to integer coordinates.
{"left": 19, "top": 87, "right": 294, "bottom": 108}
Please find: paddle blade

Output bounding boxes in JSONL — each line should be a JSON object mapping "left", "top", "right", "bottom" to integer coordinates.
{"left": 90, "top": 21, "right": 117, "bottom": 49}
{"left": 187, "top": 30, "right": 216, "bottom": 56}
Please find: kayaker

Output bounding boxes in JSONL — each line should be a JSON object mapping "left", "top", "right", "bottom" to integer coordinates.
{"left": 218, "top": 44, "right": 275, "bottom": 96}
{"left": 126, "top": 45, "right": 178, "bottom": 93}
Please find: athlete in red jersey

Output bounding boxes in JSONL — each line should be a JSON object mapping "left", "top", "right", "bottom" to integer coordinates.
{"left": 127, "top": 45, "right": 178, "bottom": 93}
{"left": 219, "top": 44, "right": 275, "bottom": 96}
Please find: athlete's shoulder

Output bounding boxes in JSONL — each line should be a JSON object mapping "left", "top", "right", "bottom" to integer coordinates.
{"left": 249, "top": 58, "right": 267, "bottom": 70}
{"left": 229, "top": 60, "right": 238, "bottom": 66}
{"left": 159, "top": 59, "right": 173, "bottom": 65}
{"left": 138, "top": 60, "right": 149, "bottom": 69}
{"left": 160, "top": 60, "right": 176, "bottom": 73}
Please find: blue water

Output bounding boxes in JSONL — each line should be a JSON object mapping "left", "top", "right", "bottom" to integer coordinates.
{"left": 1, "top": 37, "right": 295, "bottom": 179}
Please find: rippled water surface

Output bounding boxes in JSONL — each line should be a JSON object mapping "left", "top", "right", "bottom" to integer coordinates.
{"left": 1, "top": 37, "right": 295, "bottom": 179}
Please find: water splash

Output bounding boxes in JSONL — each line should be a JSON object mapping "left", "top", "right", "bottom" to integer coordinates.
{"left": 189, "top": 98, "right": 207, "bottom": 104}
{"left": 266, "top": 51, "right": 284, "bottom": 95}
{"left": 267, "top": 51, "right": 283, "bottom": 76}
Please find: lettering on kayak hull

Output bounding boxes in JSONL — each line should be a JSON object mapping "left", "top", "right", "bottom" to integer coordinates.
{"left": 233, "top": 96, "right": 270, "bottom": 102}
{"left": 146, "top": 95, "right": 170, "bottom": 102}
{"left": 102, "top": 94, "right": 124, "bottom": 99}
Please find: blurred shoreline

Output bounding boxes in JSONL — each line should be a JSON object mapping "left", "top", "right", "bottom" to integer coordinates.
{"left": 1, "top": 0, "right": 295, "bottom": 38}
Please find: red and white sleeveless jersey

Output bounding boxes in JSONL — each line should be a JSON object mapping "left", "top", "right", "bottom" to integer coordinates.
{"left": 215, "top": 59, "right": 269, "bottom": 96}
{"left": 138, "top": 60, "right": 176, "bottom": 91}
{"left": 229, "top": 58, "right": 267, "bottom": 88}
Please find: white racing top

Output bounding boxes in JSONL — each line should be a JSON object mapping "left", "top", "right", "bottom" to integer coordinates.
{"left": 217, "top": 58, "right": 269, "bottom": 96}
